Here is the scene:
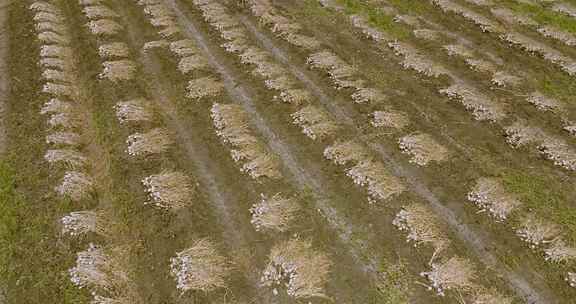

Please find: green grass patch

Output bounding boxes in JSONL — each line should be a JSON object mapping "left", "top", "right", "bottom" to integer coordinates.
{"left": 503, "top": 0, "right": 576, "bottom": 34}
{"left": 375, "top": 260, "right": 410, "bottom": 304}
{"left": 334, "top": 0, "right": 410, "bottom": 39}
{"left": 501, "top": 171, "right": 576, "bottom": 243}
{"left": 0, "top": 160, "right": 90, "bottom": 304}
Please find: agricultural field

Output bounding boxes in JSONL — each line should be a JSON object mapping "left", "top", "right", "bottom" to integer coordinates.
{"left": 3, "top": 0, "right": 576, "bottom": 303}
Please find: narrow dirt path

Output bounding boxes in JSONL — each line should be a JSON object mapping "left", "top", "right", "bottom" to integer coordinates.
{"left": 236, "top": 12, "right": 555, "bottom": 304}
{"left": 0, "top": 0, "right": 10, "bottom": 156}
{"left": 166, "top": 0, "right": 386, "bottom": 284}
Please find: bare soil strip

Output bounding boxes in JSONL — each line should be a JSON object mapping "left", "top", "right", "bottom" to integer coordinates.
{"left": 236, "top": 10, "right": 555, "bottom": 304}
{"left": 0, "top": 0, "right": 10, "bottom": 155}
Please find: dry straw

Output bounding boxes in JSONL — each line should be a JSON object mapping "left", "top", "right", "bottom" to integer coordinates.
{"left": 398, "top": 133, "right": 448, "bottom": 166}
{"left": 414, "top": 29, "right": 441, "bottom": 41}
{"left": 440, "top": 84, "right": 505, "bottom": 122}
{"left": 61, "top": 211, "right": 109, "bottom": 237}
{"left": 100, "top": 60, "right": 137, "bottom": 82}
{"left": 38, "top": 31, "right": 70, "bottom": 45}
{"left": 83, "top": 5, "right": 119, "bottom": 20}
{"left": 538, "top": 139, "right": 576, "bottom": 171}
{"left": 186, "top": 77, "right": 224, "bottom": 100}
{"left": 567, "top": 272, "right": 576, "bottom": 288}
{"left": 34, "top": 11, "right": 65, "bottom": 24}
{"left": 170, "top": 238, "right": 231, "bottom": 293}
{"left": 178, "top": 55, "right": 209, "bottom": 74}
{"left": 222, "top": 38, "right": 249, "bottom": 54}
{"left": 467, "top": 178, "right": 521, "bottom": 221}
{"left": 505, "top": 122, "right": 576, "bottom": 170}
{"left": 503, "top": 121, "right": 541, "bottom": 147}
{"left": 527, "top": 92, "right": 562, "bottom": 112}
{"left": 351, "top": 87, "right": 386, "bottom": 104}
{"left": 69, "top": 244, "right": 132, "bottom": 295}
{"left": 42, "top": 69, "right": 71, "bottom": 83}
{"left": 114, "top": 99, "right": 153, "bottom": 124}
{"left": 98, "top": 42, "right": 130, "bottom": 59}
{"left": 246, "top": 0, "right": 320, "bottom": 50}
{"left": 491, "top": 7, "right": 537, "bottom": 26}
{"left": 538, "top": 26, "right": 576, "bottom": 46}
{"left": 41, "top": 98, "right": 71, "bottom": 115}
{"left": 169, "top": 39, "right": 198, "bottom": 57}
{"left": 251, "top": 61, "right": 284, "bottom": 79}
{"left": 371, "top": 110, "right": 409, "bottom": 129}
{"left": 393, "top": 203, "right": 449, "bottom": 262}
{"left": 279, "top": 88, "right": 311, "bottom": 104}
{"left": 346, "top": 160, "right": 405, "bottom": 202}
{"left": 55, "top": 171, "right": 93, "bottom": 201}
{"left": 69, "top": 243, "right": 111, "bottom": 290}
{"left": 211, "top": 103, "right": 282, "bottom": 179}
{"left": 88, "top": 19, "right": 123, "bottom": 36}
{"left": 432, "top": 0, "right": 502, "bottom": 33}
{"left": 40, "top": 45, "right": 73, "bottom": 60}
{"left": 324, "top": 141, "right": 369, "bottom": 165}
{"left": 30, "top": 1, "right": 58, "bottom": 13}
{"left": 291, "top": 105, "right": 338, "bottom": 141}
{"left": 159, "top": 25, "right": 180, "bottom": 39}
{"left": 544, "top": 240, "right": 576, "bottom": 263}
{"left": 516, "top": 215, "right": 560, "bottom": 249}
{"left": 142, "top": 171, "right": 194, "bottom": 209}
{"left": 466, "top": 58, "right": 498, "bottom": 73}
{"left": 126, "top": 128, "right": 172, "bottom": 156}
{"left": 46, "top": 132, "right": 81, "bottom": 147}
{"left": 388, "top": 41, "right": 448, "bottom": 78}
{"left": 349, "top": 15, "right": 389, "bottom": 41}
{"left": 565, "top": 124, "right": 576, "bottom": 137}
{"left": 420, "top": 256, "right": 476, "bottom": 296}
{"left": 143, "top": 40, "right": 169, "bottom": 52}
{"left": 48, "top": 112, "right": 80, "bottom": 129}
{"left": 45, "top": 149, "right": 87, "bottom": 168}
{"left": 491, "top": 71, "right": 521, "bottom": 87}
{"left": 79, "top": 0, "right": 106, "bottom": 6}
{"left": 261, "top": 239, "right": 332, "bottom": 299}
{"left": 40, "top": 57, "right": 67, "bottom": 70}
{"left": 42, "top": 82, "right": 77, "bottom": 99}
{"left": 250, "top": 193, "right": 300, "bottom": 232}
{"left": 552, "top": 3, "right": 576, "bottom": 18}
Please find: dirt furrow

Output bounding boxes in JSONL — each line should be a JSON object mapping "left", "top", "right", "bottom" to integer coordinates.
{"left": 236, "top": 10, "right": 555, "bottom": 304}
{"left": 0, "top": 0, "right": 9, "bottom": 155}
{"left": 166, "top": 0, "right": 385, "bottom": 283}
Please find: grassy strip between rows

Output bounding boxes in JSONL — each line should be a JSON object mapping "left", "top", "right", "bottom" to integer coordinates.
{"left": 333, "top": 0, "right": 410, "bottom": 39}
{"left": 0, "top": 159, "right": 88, "bottom": 304}
{"left": 0, "top": 1, "right": 90, "bottom": 303}
{"left": 502, "top": 170, "right": 576, "bottom": 246}
{"left": 501, "top": 0, "right": 576, "bottom": 34}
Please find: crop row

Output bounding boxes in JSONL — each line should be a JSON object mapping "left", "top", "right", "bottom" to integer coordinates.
{"left": 320, "top": 0, "right": 576, "bottom": 292}
{"left": 30, "top": 1, "right": 140, "bottom": 303}
{"left": 189, "top": 0, "right": 515, "bottom": 301}
{"left": 135, "top": 0, "right": 336, "bottom": 300}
